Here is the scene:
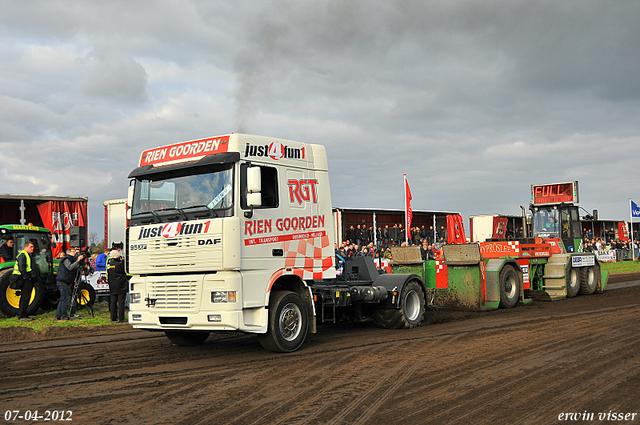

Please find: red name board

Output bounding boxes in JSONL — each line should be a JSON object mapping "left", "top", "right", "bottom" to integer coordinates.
{"left": 138, "top": 135, "right": 230, "bottom": 167}
{"left": 531, "top": 181, "right": 578, "bottom": 205}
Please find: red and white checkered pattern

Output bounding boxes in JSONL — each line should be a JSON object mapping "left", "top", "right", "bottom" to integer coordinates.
{"left": 435, "top": 259, "right": 448, "bottom": 289}
{"left": 508, "top": 241, "right": 520, "bottom": 254}
{"left": 283, "top": 233, "right": 334, "bottom": 280}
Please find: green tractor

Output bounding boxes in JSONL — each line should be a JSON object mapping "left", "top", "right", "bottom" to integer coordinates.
{"left": 0, "top": 225, "right": 95, "bottom": 317}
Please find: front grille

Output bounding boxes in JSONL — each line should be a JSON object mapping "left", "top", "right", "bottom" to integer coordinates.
{"left": 148, "top": 279, "right": 199, "bottom": 309}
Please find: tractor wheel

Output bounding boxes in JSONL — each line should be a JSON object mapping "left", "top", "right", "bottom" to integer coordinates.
{"left": 372, "top": 280, "right": 425, "bottom": 329}
{"left": 258, "top": 291, "right": 309, "bottom": 353}
{"left": 41, "top": 293, "right": 60, "bottom": 310}
{"left": 566, "top": 266, "right": 581, "bottom": 298}
{"left": 0, "top": 270, "right": 45, "bottom": 317}
{"left": 165, "top": 331, "right": 210, "bottom": 346}
{"left": 499, "top": 266, "right": 520, "bottom": 309}
{"left": 74, "top": 282, "right": 96, "bottom": 308}
{"left": 579, "top": 267, "right": 597, "bottom": 295}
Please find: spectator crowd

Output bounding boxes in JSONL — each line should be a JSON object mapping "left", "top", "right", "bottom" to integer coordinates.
{"left": 336, "top": 223, "right": 450, "bottom": 263}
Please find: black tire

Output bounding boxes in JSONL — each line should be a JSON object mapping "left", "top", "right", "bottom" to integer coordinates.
{"left": 499, "top": 266, "right": 520, "bottom": 309}
{"left": 41, "top": 293, "right": 60, "bottom": 310}
{"left": 579, "top": 266, "right": 597, "bottom": 295}
{"left": 165, "top": 331, "right": 210, "bottom": 346}
{"left": 0, "top": 269, "right": 45, "bottom": 317}
{"left": 372, "top": 280, "right": 425, "bottom": 329}
{"left": 566, "top": 265, "right": 580, "bottom": 298}
{"left": 74, "top": 282, "right": 96, "bottom": 308}
{"left": 258, "top": 291, "right": 309, "bottom": 353}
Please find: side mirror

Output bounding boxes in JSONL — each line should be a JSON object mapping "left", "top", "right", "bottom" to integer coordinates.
{"left": 247, "top": 166, "right": 261, "bottom": 193}
{"left": 247, "top": 192, "right": 262, "bottom": 208}
{"left": 127, "top": 185, "right": 135, "bottom": 220}
{"left": 245, "top": 166, "right": 262, "bottom": 218}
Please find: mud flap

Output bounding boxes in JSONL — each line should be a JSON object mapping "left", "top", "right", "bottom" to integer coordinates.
{"left": 598, "top": 269, "right": 609, "bottom": 293}
{"left": 304, "top": 286, "right": 317, "bottom": 334}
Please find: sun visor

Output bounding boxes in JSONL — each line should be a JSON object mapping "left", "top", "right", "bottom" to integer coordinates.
{"left": 128, "top": 152, "right": 240, "bottom": 178}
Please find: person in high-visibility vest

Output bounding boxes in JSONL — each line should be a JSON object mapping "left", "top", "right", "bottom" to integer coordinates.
{"left": 10, "top": 241, "right": 36, "bottom": 321}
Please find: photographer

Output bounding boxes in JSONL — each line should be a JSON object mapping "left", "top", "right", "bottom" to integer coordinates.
{"left": 107, "top": 250, "right": 127, "bottom": 323}
{"left": 55, "top": 247, "right": 85, "bottom": 320}
{"left": 10, "top": 241, "right": 37, "bottom": 321}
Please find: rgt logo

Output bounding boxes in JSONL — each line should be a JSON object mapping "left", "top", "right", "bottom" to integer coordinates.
{"left": 244, "top": 141, "right": 305, "bottom": 161}
{"left": 288, "top": 179, "right": 318, "bottom": 204}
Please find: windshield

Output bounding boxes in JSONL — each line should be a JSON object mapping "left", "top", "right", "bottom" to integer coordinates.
{"left": 532, "top": 207, "right": 559, "bottom": 237}
{"left": 11, "top": 233, "right": 53, "bottom": 274}
{"left": 131, "top": 164, "right": 234, "bottom": 219}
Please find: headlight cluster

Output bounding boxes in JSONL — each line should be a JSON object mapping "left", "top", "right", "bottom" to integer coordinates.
{"left": 211, "top": 291, "right": 236, "bottom": 303}
{"left": 130, "top": 293, "right": 141, "bottom": 304}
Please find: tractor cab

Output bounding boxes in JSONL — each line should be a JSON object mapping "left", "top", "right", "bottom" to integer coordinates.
{"left": 531, "top": 204, "right": 582, "bottom": 252}
{"left": 0, "top": 225, "right": 60, "bottom": 317}
{"left": 0, "top": 226, "right": 56, "bottom": 280}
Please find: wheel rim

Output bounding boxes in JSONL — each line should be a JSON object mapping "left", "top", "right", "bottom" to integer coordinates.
{"left": 570, "top": 269, "right": 579, "bottom": 288}
{"left": 504, "top": 274, "right": 517, "bottom": 299}
{"left": 78, "top": 289, "right": 90, "bottom": 305}
{"left": 6, "top": 287, "right": 35, "bottom": 309}
{"left": 587, "top": 268, "right": 596, "bottom": 288}
{"left": 404, "top": 290, "right": 421, "bottom": 322}
{"left": 279, "top": 302, "right": 302, "bottom": 342}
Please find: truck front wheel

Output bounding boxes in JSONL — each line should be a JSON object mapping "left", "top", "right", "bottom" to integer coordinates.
{"left": 165, "top": 331, "right": 210, "bottom": 346}
{"left": 258, "top": 291, "right": 308, "bottom": 353}
{"left": 372, "top": 280, "right": 425, "bottom": 329}
{"left": 499, "top": 266, "right": 520, "bottom": 309}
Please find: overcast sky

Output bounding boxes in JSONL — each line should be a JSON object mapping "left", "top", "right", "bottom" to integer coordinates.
{"left": 1, "top": 0, "right": 639, "bottom": 238}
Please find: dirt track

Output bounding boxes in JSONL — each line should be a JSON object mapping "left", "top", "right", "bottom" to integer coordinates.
{"left": 1, "top": 282, "right": 640, "bottom": 425}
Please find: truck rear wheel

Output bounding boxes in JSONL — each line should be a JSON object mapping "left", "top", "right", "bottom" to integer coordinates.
{"left": 579, "top": 266, "right": 597, "bottom": 295}
{"left": 0, "top": 270, "right": 45, "bottom": 317}
{"left": 258, "top": 291, "right": 308, "bottom": 353}
{"left": 165, "top": 331, "right": 210, "bottom": 346}
{"left": 372, "top": 280, "right": 425, "bottom": 329}
{"left": 566, "top": 266, "right": 581, "bottom": 298}
{"left": 499, "top": 266, "right": 520, "bottom": 309}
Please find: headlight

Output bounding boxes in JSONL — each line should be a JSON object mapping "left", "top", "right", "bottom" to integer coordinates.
{"left": 211, "top": 291, "right": 236, "bottom": 303}
{"left": 130, "top": 293, "right": 141, "bottom": 304}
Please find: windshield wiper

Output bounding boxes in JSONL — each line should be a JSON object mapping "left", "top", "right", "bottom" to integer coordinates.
{"left": 180, "top": 205, "right": 219, "bottom": 218}
{"left": 161, "top": 207, "right": 188, "bottom": 220}
{"left": 134, "top": 210, "right": 161, "bottom": 223}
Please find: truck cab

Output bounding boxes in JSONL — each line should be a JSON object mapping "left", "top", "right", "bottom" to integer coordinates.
{"left": 126, "top": 134, "right": 426, "bottom": 352}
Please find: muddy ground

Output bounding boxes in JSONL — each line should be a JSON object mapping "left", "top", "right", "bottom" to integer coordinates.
{"left": 1, "top": 282, "right": 639, "bottom": 425}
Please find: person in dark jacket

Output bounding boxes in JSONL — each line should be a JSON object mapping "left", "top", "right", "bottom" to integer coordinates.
{"left": 10, "top": 241, "right": 36, "bottom": 321}
{"left": 107, "top": 250, "right": 128, "bottom": 323}
{"left": 0, "top": 238, "right": 14, "bottom": 262}
{"left": 55, "top": 248, "right": 85, "bottom": 320}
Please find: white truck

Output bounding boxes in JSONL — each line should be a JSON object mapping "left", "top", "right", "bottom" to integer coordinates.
{"left": 126, "top": 134, "right": 424, "bottom": 352}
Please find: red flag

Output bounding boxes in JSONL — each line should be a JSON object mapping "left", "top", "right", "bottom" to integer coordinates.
{"left": 492, "top": 217, "right": 508, "bottom": 239}
{"left": 404, "top": 175, "right": 412, "bottom": 242}
{"left": 446, "top": 214, "right": 467, "bottom": 245}
{"left": 618, "top": 222, "right": 629, "bottom": 242}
